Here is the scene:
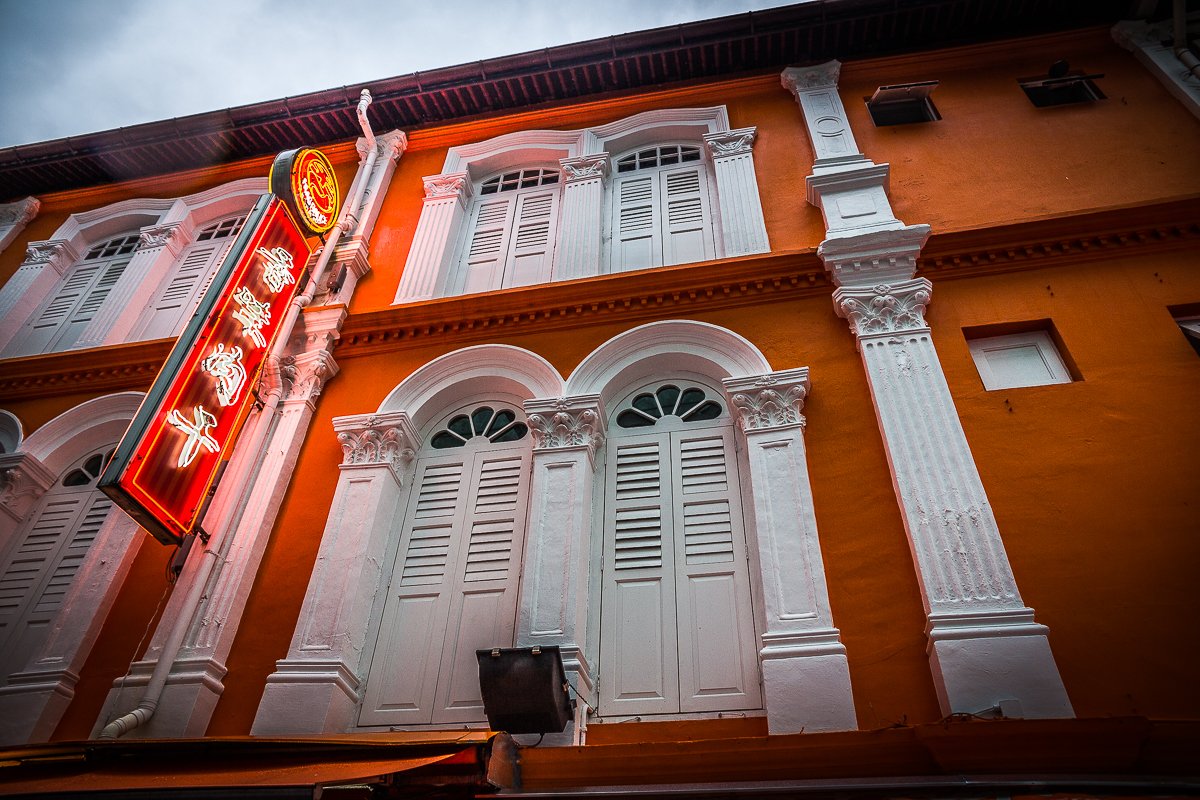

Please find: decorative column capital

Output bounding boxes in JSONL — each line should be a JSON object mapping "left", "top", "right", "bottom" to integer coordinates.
{"left": 559, "top": 153, "right": 609, "bottom": 183}
{"left": 0, "top": 452, "right": 55, "bottom": 523}
{"left": 781, "top": 61, "right": 842, "bottom": 95}
{"left": 0, "top": 197, "right": 40, "bottom": 228}
{"left": 722, "top": 368, "right": 810, "bottom": 433}
{"left": 282, "top": 350, "right": 339, "bottom": 407}
{"left": 358, "top": 129, "right": 408, "bottom": 162}
{"left": 524, "top": 395, "right": 606, "bottom": 463}
{"left": 333, "top": 411, "right": 418, "bottom": 478}
{"left": 704, "top": 127, "right": 757, "bottom": 159}
{"left": 833, "top": 278, "right": 933, "bottom": 337}
{"left": 422, "top": 172, "right": 471, "bottom": 203}
{"left": 22, "top": 239, "right": 77, "bottom": 275}
{"left": 137, "top": 221, "right": 189, "bottom": 257}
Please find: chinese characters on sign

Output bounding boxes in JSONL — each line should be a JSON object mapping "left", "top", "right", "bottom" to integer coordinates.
{"left": 101, "top": 195, "right": 315, "bottom": 544}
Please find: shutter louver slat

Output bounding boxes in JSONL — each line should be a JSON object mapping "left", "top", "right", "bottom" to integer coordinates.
{"left": 474, "top": 458, "right": 522, "bottom": 514}
{"left": 75, "top": 260, "right": 128, "bottom": 319}
{"left": 683, "top": 500, "right": 735, "bottom": 565}
{"left": 613, "top": 507, "right": 663, "bottom": 570}
{"left": 413, "top": 464, "right": 464, "bottom": 519}
{"left": 463, "top": 520, "right": 514, "bottom": 582}
{"left": 679, "top": 437, "right": 729, "bottom": 493}
{"left": 615, "top": 442, "right": 661, "bottom": 500}
{"left": 399, "top": 525, "right": 453, "bottom": 586}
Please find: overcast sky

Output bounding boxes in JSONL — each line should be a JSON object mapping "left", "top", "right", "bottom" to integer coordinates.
{"left": 0, "top": 0, "right": 799, "bottom": 149}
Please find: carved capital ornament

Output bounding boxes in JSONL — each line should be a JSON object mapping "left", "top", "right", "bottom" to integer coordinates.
{"left": 834, "top": 278, "right": 933, "bottom": 337}
{"left": 422, "top": 172, "right": 470, "bottom": 200}
{"left": 723, "top": 369, "right": 811, "bottom": 432}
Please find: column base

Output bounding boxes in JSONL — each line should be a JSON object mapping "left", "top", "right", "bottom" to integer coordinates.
{"left": 927, "top": 609, "right": 1074, "bottom": 719}
{"left": 0, "top": 667, "right": 78, "bottom": 744}
{"left": 252, "top": 658, "right": 361, "bottom": 735}
{"left": 93, "top": 657, "right": 226, "bottom": 739}
{"left": 760, "top": 630, "right": 857, "bottom": 734}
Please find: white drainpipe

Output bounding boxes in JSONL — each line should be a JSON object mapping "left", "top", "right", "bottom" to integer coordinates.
{"left": 99, "top": 89, "right": 379, "bottom": 740}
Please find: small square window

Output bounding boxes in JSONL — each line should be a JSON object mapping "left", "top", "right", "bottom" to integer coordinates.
{"left": 1174, "top": 314, "right": 1200, "bottom": 357}
{"left": 967, "top": 330, "right": 1074, "bottom": 390}
{"left": 866, "top": 81, "right": 940, "bottom": 126}
{"left": 1019, "top": 61, "right": 1105, "bottom": 107}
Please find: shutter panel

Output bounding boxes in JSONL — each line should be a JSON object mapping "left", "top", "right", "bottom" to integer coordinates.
{"left": 671, "top": 427, "right": 762, "bottom": 713}
{"left": 431, "top": 450, "right": 529, "bottom": 723}
{"left": 6, "top": 263, "right": 102, "bottom": 356}
{"left": 359, "top": 459, "right": 468, "bottom": 727}
{"left": 600, "top": 435, "right": 679, "bottom": 716}
{"left": 0, "top": 490, "right": 110, "bottom": 682}
{"left": 612, "top": 174, "right": 661, "bottom": 272}
{"left": 461, "top": 197, "right": 514, "bottom": 295}
{"left": 53, "top": 258, "right": 129, "bottom": 351}
{"left": 138, "top": 243, "right": 221, "bottom": 340}
{"left": 503, "top": 190, "right": 558, "bottom": 288}
{"left": 360, "top": 443, "right": 531, "bottom": 727}
{"left": 660, "top": 165, "right": 715, "bottom": 267}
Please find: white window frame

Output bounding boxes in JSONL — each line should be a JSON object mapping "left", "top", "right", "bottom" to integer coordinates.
{"left": 0, "top": 178, "right": 265, "bottom": 357}
{"left": 968, "top": 330, "right": 1073, "bottom": 390}
{"left": 393, "top": 107, "right": 770, "bottom": 303}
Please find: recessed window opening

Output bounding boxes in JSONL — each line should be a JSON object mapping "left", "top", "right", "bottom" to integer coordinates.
{"left": 615, "top": 384, "right": 723, "bottom": 428}
{"left": 616, "top": 145, "right": 701, "bottom": 173}
{"left": 866, "top": 81, "right": 941, "bottom": 126}
{"left": 1172, "top": 311, "right": 1200, "bottom": 357}
{"left": 964, "top": 320, "right": 1078, "bottom": 391}
{"left": 478, "top": 169, "right": 559, "bottom": 195}
{"left": 1019, "top": 61, "right": 1105, "bottom": 107}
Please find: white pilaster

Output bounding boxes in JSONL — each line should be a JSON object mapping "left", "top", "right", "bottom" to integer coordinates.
{"left": 783, "top": 60, "right": 1073, "bottom": 719}
{"left": 393, "top": 172, "right": 471, "bottom": 303}
{"left": 0, "top": 197, "right": 40, "bottom": 257}
{"left": 0, "top": 240, "right": 78, "bottom": 352}
{"left": 73, "top": 221, "right": 191, "bottom": 350}
{"left": 519, "top": 395, "right": 606, "bottom": 708}
{"left": 252, "top": 412, "right": 417, "bottom": 735}
{"left": 721, "top": 369, "right": 856, "bottom": 734}
{"left": 554, "top": 155, "right": 608, "bottom": 281}
{"left": 703, "top": 128, "right": 770, "bottom": 257}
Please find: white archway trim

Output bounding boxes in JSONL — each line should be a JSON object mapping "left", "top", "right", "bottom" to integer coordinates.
{"left": 565, "top": 320, "right": 772, "bottom": 401}
{"left": 378, "top": 344, "right": 564, "bottom": 430}
{"left": 22, "top": 392, "right": 143, "bottom": 477}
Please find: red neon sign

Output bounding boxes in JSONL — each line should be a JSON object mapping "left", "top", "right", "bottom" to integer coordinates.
{"left": 101, "top": 197, "right": 311, "bottom": 544}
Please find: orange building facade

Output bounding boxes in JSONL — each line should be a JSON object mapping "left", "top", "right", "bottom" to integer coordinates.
{"left": 0, "top": 2, "right": 1197, "bottom": 796}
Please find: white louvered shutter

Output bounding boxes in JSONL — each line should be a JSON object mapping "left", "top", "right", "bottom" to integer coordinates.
{"left": 670, "top": 427, "right": 761, "bottom": 713}
{"left": 600, "top": 434, "right": 680, "bottom": 716}
{"left": 612, "top": 173, "right": 661, "bottom": 273}
{"left": 503, "top": 190, "right": 558, "bottom": 288}
{"left": 660, "top": 165, "right": 715, "bottom": 267}
{"left": 600, "top": 422, "right": 761, "bottom": 716}
{"left": 137, "top": 242, "right": 224, "bottom": 340}
{"left": 6, "top": 257, "right": 129, "bottom": 357}
{"left": 460, "top": 197, "right": 514, "bottom": 295}
{"left": 359, "top": 444, "right": 530, "bottom": 727}
{"left": 0, "top": 488, "right": 111, "bottom": 682}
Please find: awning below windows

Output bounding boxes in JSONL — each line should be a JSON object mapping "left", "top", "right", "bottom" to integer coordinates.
{"left": 0, "top": 731, "right": 516, "bottom": 799}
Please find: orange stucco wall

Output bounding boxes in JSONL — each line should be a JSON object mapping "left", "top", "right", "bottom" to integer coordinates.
{"left": 13, "top": 25, "right": 1200, "bottom": 741}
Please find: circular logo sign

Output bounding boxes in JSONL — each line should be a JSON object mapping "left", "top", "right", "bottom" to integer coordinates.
{"left": 269, "top": 148, "right": 341, "bottom": 237}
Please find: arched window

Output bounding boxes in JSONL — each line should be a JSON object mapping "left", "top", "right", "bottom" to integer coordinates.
{"left": 599, "top": 379, "right": 761, "bottom": 717}
{"left": 358, "top": 402, "right": 533, "bottom": 727}
{"left": 3, "top": 234, "right": 139, "bottom": 357}
{"left": 133, "top": 213, "right": 247, "bottom": 340}
{"left": 456, "top": 168, "right": 561, "bottom": 294}
{"left": 0, "top": 446, "right": 115, "bottom": 683}
{"left": 610, "top": 144, "right": 715, "bottom": 273}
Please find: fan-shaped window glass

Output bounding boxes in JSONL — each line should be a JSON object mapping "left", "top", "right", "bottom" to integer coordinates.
{"left": 616, "top": 384, "right": 723, "bottom": 429}
{"left": 430, "top": 406, "right": 529, "bottom": 449}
